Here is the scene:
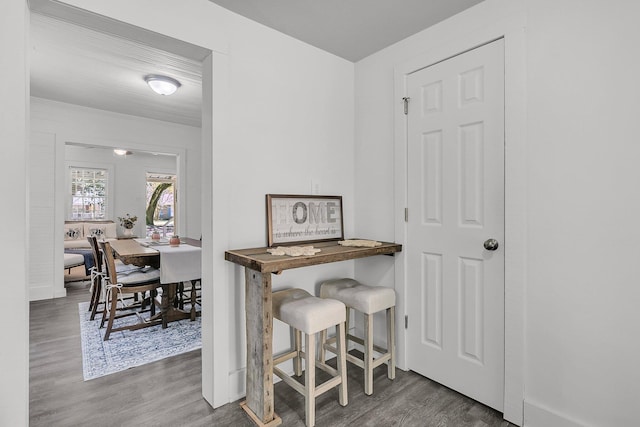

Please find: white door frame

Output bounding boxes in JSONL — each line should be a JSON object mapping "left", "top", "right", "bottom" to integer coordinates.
{"left": 393, "top": 26, "right": 527, "bottom": 425}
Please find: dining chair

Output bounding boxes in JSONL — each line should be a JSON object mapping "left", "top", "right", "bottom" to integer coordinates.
{"left": 87, "top": 236, "right": 149, "bottom": 321}
{"left": 99, "top": 241, "right": 162, "bottom": 340}
{"left": 86, "top": 236, "right": 104, "bottom": 320}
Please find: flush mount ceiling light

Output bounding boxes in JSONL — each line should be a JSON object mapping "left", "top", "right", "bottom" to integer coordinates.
{"left": 144, "top": 75, "right": 181, "bottom": 96}
{"left": 113, "top": 149, "right": 132, "bottom": 156}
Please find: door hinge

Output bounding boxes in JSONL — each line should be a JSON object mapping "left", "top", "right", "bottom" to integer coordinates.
{"left": 405, "top": 315, "right": 408, "bottom": 329}
{"left": 404, "top": 208, "right": 408, "bottom": 222}
{"left": 403, "top": 97, "right": 410, "bottom": 115}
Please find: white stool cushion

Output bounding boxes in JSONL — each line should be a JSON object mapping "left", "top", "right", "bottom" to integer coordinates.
{"left": 273, "top": 288, "right": 345, "bottom": 334}
{"left": 64, "top": 253, "right": 85, "bottom": 268}
{"left": 320, "top": 278, "right": 395, "bottom": 314}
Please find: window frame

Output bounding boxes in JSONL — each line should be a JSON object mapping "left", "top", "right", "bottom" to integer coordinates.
{"left": 66, "top": 161, "right": 114, "bottom": 220}
{"left": 145, "top": 171, "right": 178, "bottom": 237}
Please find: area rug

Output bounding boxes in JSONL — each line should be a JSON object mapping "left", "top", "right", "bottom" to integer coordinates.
{"left": 78, "top": 301, "right": 201, "bottom": 380}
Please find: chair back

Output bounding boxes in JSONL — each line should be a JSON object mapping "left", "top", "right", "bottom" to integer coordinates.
{"left": 87, "top": 236, "right": 103, "bottom": 273}
{"left": 98, "top": 241, "right": 119, "bottom": 285}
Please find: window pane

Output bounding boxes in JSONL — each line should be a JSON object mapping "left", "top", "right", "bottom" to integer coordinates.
{"left": 69, "top": 167, "right": 108, "bottom": 220}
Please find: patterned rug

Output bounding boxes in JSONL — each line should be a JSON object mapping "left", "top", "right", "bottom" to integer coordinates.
{"left": 78, "top": 301, "right": 201, "bottom": 380}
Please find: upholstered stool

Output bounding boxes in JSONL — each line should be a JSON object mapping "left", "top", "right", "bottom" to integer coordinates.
{"left": 272, "top": 288, "right": 348, "bottom": 427}
{"left": 319, "top": 278, "right": 396, "bottom": 395}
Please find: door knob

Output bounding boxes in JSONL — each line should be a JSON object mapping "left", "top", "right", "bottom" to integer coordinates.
{"left": 483, "top": 238, "right": 499, "bottom": 251}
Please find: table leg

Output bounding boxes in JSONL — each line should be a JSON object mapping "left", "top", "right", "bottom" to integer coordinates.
{"left": 161, "top": 283, "right": 174, "bottom": 328}
{"left": 155, "top": 283, "right": 191, "bottom": 328}
{"left": 242, "top": 268, "right": 281, "bottom": 426}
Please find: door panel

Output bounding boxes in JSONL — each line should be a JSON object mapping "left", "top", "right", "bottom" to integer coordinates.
{"left": 406, "top": 39, "right": 505, "bottom": 411}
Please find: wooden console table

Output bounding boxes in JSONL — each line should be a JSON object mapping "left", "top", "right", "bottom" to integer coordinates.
{"left": 225, "top": 240, "right": 402, "bottom": 426}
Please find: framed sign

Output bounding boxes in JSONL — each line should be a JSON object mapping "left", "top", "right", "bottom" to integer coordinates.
{"left": 266, "top": 194, "right": 344, "bottom": 247}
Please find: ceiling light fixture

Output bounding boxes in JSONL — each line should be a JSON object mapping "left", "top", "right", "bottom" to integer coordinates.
{"left": 113, "top": 149, "right": 132, "bottom": 156}
{"left": 144, "top": 75, "right": 181, "bottom": 96}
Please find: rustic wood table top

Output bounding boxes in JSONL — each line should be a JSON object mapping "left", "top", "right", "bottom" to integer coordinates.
{"left": 110, "top": 238, "right": 159, "bottom": 267}
{"left": 225, "top": 240, "right": 402, "bottom": 273}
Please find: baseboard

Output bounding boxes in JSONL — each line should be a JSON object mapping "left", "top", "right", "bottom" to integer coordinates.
{"left": 524, "top": 400, "right": 589, "bottom": 427}
{"left": 30, "top": 285, "right": 55, "bottom": 301}
{"left": 30, "top": 283, "right": 68, "bottom": 301}
{"left": 229, "top": 368, "right": 246, "bottom": 402}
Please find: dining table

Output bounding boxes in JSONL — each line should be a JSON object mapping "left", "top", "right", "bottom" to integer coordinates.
{"left": 109, "top": 237, "right": 202, "bottom": 327}
{"left": 225, "top": 239, "right": 402, "bottom": 427}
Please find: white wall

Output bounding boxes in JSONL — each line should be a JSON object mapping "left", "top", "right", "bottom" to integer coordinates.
{"left": 28, "top": 97, "right": 201, "bottom": 301}
{"left": 523, "top": 1, "right": 640, "bottom": 426}
{"left": 2, "top": 2, "right": 28, "bottom": 426}
{"left": 355, "top": 0, "right": 640, "bottom": 426}
{"left": 48, "top": 0, "right": 355, "bottom": 409}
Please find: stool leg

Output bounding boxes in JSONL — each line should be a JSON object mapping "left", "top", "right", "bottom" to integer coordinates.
{"left": 336, "top": 322, "right": 348, "bottom": 406}
{"left": 318, "top": 329, "right": 327, "bottom": 363}
{"left": 294, "top": 328, "right": 303, "bottom": 376}
{"left": 364, "top": 312, "right": 374, "bottom": 395}
{"left": 387, "top": 306, "right": 396, "bottom": 380}
{"left": 305, "top": 333, "right": 316, "bottom": 427}
{"left": 345, "top": 307, "right": 351, "bottom": 339}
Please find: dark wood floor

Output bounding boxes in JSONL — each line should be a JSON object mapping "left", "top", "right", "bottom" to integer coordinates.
{"left": 30, "top": 281, "right": 514, "bottom": 427}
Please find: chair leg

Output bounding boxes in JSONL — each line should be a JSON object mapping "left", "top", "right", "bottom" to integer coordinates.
{"left": 88, "top": 278, "right": 95, "bottom": 312}
{"left": 151, "top": 289, "right": 156, "bottom": 317}
{"left": 100, "top": 292, "right": 109, "bottom": 328}
{"left": 89, "top": 277, "right": 102, "bottom": 321}
{"left": 175, "top": 282, "right": 182, "bottom": 309}
{"left": 103, "top": 291, "right": 119, "bottom": 341}
{"left": 305, "top": 333, "right": 316, "bottom": 427}
{"left": 336, "top": 322, "right": 348, "bottom": 406}
{"left": 190, "top": 280, "right": 197, "bottom": 321}
{"left": 387, "top": 306, "right": 396, "bottom": 380}
{"left": 364, "top": 312, "right": 374, "bottom": 395}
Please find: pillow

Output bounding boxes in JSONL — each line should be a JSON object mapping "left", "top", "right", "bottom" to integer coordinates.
{"left": 84, "top": 222, "right": 117, "bottom": 239}
{"left": 64, "top": 226, "right": 83, "bottom": 241}
{"left": 84, "top": 223, "right": 106, "bottom": 239}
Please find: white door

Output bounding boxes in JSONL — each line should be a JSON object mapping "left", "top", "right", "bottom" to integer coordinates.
{"left": 406, "top": 39, "right": 505, "bottom": 411}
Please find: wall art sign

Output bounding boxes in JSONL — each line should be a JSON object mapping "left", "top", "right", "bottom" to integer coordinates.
{"left": 266, "top": 194, "right": 344, "bottom": 247}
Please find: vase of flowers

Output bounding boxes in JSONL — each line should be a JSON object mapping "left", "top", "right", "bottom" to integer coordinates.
{"left": 118, "top": 214, "right": 137, "bottom": 237}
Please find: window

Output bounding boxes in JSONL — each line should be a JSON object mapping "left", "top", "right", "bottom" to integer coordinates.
{"left": 145, "top": 173, "right": 176, "bottom": 237}
{"left": 69, "top": 167, "right": 108, "bottom": 220}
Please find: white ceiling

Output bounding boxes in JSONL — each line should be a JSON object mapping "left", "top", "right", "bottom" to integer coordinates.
{"left": 30, "top": 13, "right": 205, "bottom": 127}
{"left": 29, "top": 0, "right": 483, "bottom": 127}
